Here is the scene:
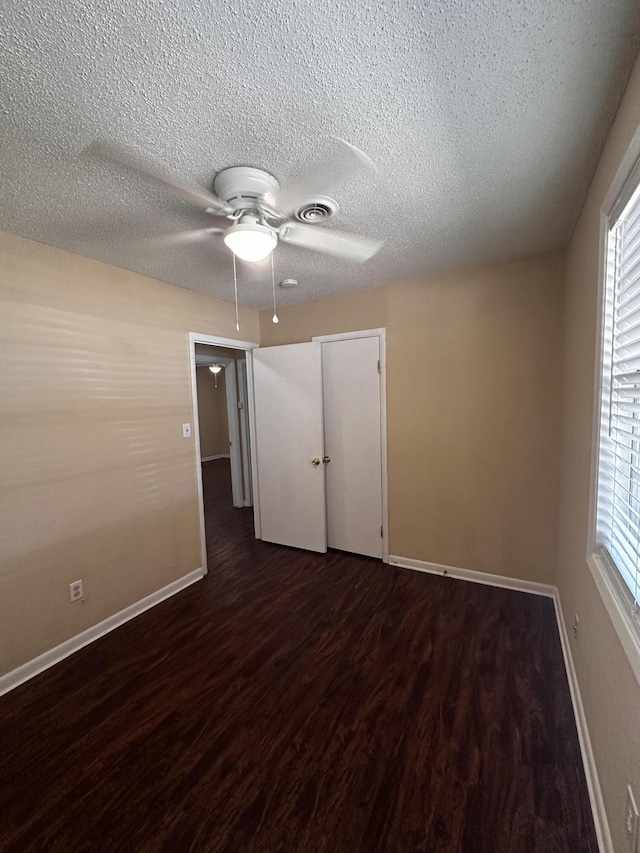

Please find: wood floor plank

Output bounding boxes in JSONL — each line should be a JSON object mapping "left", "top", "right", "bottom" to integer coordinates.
{"left": 0, "top": 459, "right": 597, "bottom": 851}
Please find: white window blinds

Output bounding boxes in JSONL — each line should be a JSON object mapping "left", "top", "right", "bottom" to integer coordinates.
{"left": 597, "top": 170, "right": 640, "bottom": 612}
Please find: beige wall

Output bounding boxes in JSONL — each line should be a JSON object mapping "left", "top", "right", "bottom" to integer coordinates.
{"left": 0, "top": 231, "right": 259, "bottom": 676}
{"left": 558, "top": 57, "right": 640, "bottom": 851}
{"left": 196, "top": 367, "right": 229, "bottom": 458}
{"left": 261, "top": 250, "right": 565, "bottom": 583}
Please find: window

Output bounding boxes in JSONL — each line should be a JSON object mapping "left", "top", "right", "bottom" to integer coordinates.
{"left": 595, "top": 159, "right": 640, "bottom": 623}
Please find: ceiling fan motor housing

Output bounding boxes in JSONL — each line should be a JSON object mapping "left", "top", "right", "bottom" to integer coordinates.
{"left": 213, "top": 166, "right": 280, "bottom": 214}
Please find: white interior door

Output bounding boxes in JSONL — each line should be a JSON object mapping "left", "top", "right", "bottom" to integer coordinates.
{"left": 322, "top": 336, "right": 383, "bottom": 558}
{"left": 252, "top": 342, "right": 327, "bottom": 552}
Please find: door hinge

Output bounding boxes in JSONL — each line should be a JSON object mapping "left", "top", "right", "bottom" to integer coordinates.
{"left": 377, "top": 360, "right": 381, "bottom": 373}
{"left": 380, "top": 525, "right": 383, "bottom": 538}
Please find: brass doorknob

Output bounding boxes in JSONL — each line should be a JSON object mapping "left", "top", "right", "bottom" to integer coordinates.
{"left": 323, "top": 456, "right": 331, "bottom": 464}
{"left": 312, "top": 457, "right": 321, "bottom": 466}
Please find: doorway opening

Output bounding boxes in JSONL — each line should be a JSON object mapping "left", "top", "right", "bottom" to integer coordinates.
{"left": 190, "top": 328, "right": 388, "bottom": 572}
{"left": 189, "top": 332, "right": 259, "bottom": 574}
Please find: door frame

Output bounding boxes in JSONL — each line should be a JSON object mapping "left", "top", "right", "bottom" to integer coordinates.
{"left": 221, "top": 359, "right": 242, "bottom": 508}
{"left": 189, "top": 332, "right": 259, "bottom": 575}
{"left": 237, "top": 359, "right": 253, "bottom": 507}
{"left": 312, "top": 328, "right": 389, "bottom": 563}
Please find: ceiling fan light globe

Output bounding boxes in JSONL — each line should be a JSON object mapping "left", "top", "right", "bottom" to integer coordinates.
{"left": 223, "top": 221, "right": 277, "bottom": 263}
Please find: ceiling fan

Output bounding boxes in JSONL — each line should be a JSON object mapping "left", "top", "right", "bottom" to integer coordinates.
{"left": 89, "top": 139, "right": 383, "bottom": 264}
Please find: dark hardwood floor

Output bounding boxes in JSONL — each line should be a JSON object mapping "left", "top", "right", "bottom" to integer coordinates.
{"left": 0, "top": 459, "right": 597, "bottom": 852}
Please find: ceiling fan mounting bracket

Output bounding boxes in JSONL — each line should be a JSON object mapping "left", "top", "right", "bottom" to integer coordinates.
{"left": 213, "top": 166, "right": 280, "bottom": 214}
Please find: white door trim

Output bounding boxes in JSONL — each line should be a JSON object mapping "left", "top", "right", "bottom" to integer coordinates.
{"left": 188, "top": 332, "right": 259, "bottom": 574}
{"left": 237, "top": 359, "right": 253, "bottom": 507}
{"left": 312, "top": 328, "right": 387, "bottom": 343}
{"left": 246, "top": 352, "right": 261, "bottom": 538}
{"left": 312, "top": 328, "right": 389, "bottom": 563}
{"left": 222, "top": 360, "right": 243, "bottom": 508}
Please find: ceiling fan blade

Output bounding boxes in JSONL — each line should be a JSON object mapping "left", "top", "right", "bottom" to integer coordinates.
{"left": 136, "top": 226, "right": 225, "bottom": 251}
{"left": 279, "top": 222, "right": 382, "bottom": 263}
{"left": 267, "top": 139, "right": 376, "bottom": 214}
{"left": 88, "top": 142, "right": 233, "bottom": 216}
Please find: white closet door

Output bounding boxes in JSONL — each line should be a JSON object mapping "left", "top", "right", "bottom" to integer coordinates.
{"left": 252, "top": 343, "right": 327, "bottom": 553}
{"left": 322, "top": 336, "right": 383, "bottom": 558}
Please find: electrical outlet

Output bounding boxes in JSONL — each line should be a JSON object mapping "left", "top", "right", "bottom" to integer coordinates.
{"left": 626, "top": 785, "right": 639, "bottom": 852}
{"left": 182, "top": 423, "right": 191, "bottom": 438}
{"left": 69, "top": 580, "right": 83, "bottom": 602}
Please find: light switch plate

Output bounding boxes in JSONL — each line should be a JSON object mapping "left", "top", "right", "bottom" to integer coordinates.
{"left": 182, "top": 423, "right": 191, "bottom": 438}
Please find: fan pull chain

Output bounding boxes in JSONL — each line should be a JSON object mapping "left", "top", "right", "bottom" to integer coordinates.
{"left": 233, "top": 253, "right": 240, "bottom": 332}
{"left": 270, "top": 250, "right": 279, "bottom": 324}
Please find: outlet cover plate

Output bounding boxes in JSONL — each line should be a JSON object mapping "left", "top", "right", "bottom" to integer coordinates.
{"left": 626, "top": 785, "right": 639, "bottom": 852}
{"left": 69, "top": 580, "right": 84, "bottom": 602}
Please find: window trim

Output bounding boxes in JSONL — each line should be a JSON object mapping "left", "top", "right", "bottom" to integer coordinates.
{"left": 587, "top": 124, "right": 640, "bottom": 688}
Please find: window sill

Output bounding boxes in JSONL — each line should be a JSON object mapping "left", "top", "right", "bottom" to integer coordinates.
{"left": 586, "top": 552, "right": 640, "bottom": 687}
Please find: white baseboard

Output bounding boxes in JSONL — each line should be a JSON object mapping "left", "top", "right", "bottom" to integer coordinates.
{"left": 201, "top": 454, "right": 230, "bottom": 462}
{"left": 388, "top": 555, "right": 556, "bottom": 597}
{"left": 389, "top": 553, "right": 610, "bottom": 851}
{"left": 0, "top": 568, "right": 204, "bottom": 698}
{"left": 552, "top": 593, "right": 613, "bottom": 853}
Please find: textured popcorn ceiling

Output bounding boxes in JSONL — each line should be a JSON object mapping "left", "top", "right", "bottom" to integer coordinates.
{"left": 1, "top": 0, "right": 639, "bottom": 309}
